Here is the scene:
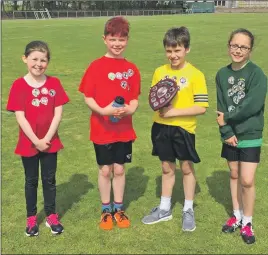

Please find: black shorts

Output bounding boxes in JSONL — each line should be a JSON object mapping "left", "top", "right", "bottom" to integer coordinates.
{"left": 93, "top": 141, "right": 132, "bottom": 165}
{"left": 151, "top": 122, "right": 200, "bottom": 163}
{"left": 221, "top": 143, "right": 261, "bottom": 163}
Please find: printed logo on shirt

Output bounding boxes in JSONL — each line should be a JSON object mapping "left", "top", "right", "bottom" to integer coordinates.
{"left": 237, "top": 78, "right": 245, "bottom": 89}
{"left": 122, "top": 72, "right": 128, "bottom": 79}
{"left": 227, "top": 77, "right": 246, "bottom": 105}
{"left": 228, "top": 76, "right": 235, "bottom": 85}
{"left": 41, "top": 87, "right": 48, "bottom": 95}
{"left": 116, "top": 72, "right": 123, "bottom": 80}
{"left": 121, "top": 80, "right": 128, "bottom": 90}
{"left": 128, "top": 69, "right": 134, "bottom": 77}
{"left": 108, "top": 72, "right": 116, "bottom": 80}
{"left": 32, "top": 88, "right": 40, "bottom": 97}
{"left": 179, "top": 77, "right": 188, "bottom": 89}
{"left": 49, "top": 89, "right": 56, "bottom": 97}
{"left": 228, "top": 105, "right": 236, "bottom": 112}
{"left": 32, "top": 98, "right": 40, "bottom": 107}
{"left": 40, "top": 97, "right": 48, "bottom": 105}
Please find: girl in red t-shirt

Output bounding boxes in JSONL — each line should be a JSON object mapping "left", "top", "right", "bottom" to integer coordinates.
{"left": 6, "top": 41, "right": 69, "bottom": 237}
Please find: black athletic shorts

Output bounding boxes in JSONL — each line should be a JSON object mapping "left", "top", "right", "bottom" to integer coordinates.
{"left": 151, "top": 122, "right": 200, "bottom": 163}
{"left": 221, "top": 143, "right": 261, "bottom": 163}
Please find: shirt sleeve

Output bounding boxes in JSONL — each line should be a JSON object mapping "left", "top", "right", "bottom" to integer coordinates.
{"left": 151, "top": 70, "right": 159, "bottom": 87}
{"left": 216, "top": 72, "right": 235, "bottom": 140}
{"left": 131, "top": 65, "right": 141, "bottom": 100}
{"left": 6, "top": 80, "right": 25, "bottom": 112}
{"left": 192, "top": 71, "right": 209, "bottom": 108}
{"left": 224, "top": 68, "right": 267, "bottom": 124}
{"left": 54, "top": 78, "right": 70, "bottom": 107}
{"left": 78, "top": 64, "right": 96, "bottom": 98}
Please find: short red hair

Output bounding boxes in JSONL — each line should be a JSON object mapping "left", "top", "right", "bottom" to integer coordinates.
{"left": 104, "top": 16, "right": 130, "bottom": 37}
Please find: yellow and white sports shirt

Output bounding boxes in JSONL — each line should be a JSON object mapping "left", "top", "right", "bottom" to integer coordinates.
{"left": 151, "top": 63, "right": 209, "bottom": 134}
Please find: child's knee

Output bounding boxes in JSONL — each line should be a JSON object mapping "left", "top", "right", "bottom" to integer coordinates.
{"left": 99, "top": 165, "right": 113, "bottom": 178}
{"left": 113, "top": 164, "right": 125, "bottom": 176}
{"left": 161, "top": 161, "right": 175, "bottom": 175}
{"left": 241, "top": 177, "right": 254, "bottom": 188}
{"left": 180, "top": 161, "right": 194, "bottom": 175}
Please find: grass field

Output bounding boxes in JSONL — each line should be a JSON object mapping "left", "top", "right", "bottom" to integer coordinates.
{"left": 1, "top": 13, "right": 268, "bottom": 254}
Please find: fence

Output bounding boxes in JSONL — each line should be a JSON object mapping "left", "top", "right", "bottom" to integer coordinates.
{"left": 7, "top": 9, "right": 187, "bottom": 19}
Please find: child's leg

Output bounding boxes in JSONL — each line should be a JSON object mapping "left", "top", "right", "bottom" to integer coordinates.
{"left": 98, "top": 164, "right": 113, "bottom": 208}
{"left": 112, "top": 163, "right": 125, "bottom": 209}
{"left": 160, "top": 161, "right": 176, "bottom": 210}
{"left": 21, "top": 154, "right": 40, "bottom": 217}
{"left": 228, "top": 161, "right": 243, "bottom": 219}
{"left": 180, "top": 160, "right": 195, "bottom": 211}
{"left": 40, "top": 152, "right": 63, "bottom": 234}
{"left": 40, "top": 152, "right": 57, "bottom": 216}
{"left": 240, "top": 162, "right": 258, "bottom": 224}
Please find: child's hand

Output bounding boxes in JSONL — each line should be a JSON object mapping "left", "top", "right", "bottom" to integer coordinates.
{"left": 35, "top": 138, "right": 51, "bottom": 152}
{"left": 115, "top": 104, "right": 133, "bottom": 118}
{"left": 216, "top": 111, "right": 226, "bottom": 126}
{"left": 159, "top": 105, "right": 176, "bottom": 118}
{"left": 101, "top": 103, "right": 124, "bottom": 116}
{"left": 224, "top": 136, "right": 238, "bottom": 147}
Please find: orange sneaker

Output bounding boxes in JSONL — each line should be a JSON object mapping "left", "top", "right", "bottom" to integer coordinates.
{"left": 113, "top": 209, "right": 131, "bottom": 228}
{"left": 99, "top": 211, "right": 113, "bottom": 230}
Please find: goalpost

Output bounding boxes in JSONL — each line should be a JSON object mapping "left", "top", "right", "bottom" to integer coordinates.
{"left": 33, "top": 8, "right": 51, "bottom": 20}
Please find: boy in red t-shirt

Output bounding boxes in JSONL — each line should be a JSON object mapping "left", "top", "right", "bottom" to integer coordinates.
{"left": 6, "top": 41, "right": 69, "bottom": 237}
{"left": 79, "top": 16, "right": 141, "bottom": 230}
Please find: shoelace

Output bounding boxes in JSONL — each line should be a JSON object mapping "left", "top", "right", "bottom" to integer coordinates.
{"left": 241, "top": 224, "right": 254, "bottom": 236}
{"left": 226, "top": 216, "right": 237, "bottom": 226}
{"left": 27, "top": 216, "right": 37, "bottom": 229}
{"left": 116, "top": 211, "right": 128, "bottom": 222}
{"left": 102, "top": 213, "right": 112, "bottom": 222}
{"left": 183, "top": 211, "right": 193, "bottom": 221}
{"left": 47, "top": 214, "right": 60, "bottom": 225}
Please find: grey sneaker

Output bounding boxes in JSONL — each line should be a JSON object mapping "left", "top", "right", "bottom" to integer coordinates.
{"left": 182, "top": 208, "right": 196, "bottom": 231}
{"left": 142, "top": 206, "right": 172, "bottom": 225}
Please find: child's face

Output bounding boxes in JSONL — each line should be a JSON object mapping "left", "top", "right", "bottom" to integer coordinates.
{"left": 22, "top": 50, "right": 49, "bottom": 77}
{"left": 165, "top": 45, "right": 189, "bottom": 69}
{"left": 103, "top": 34, "right": 128, "bottom": 58}
{"left": 228, "top": 33, "right": 251, "bottom": 65}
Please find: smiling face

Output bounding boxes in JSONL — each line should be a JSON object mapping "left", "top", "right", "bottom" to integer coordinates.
{"left": 228, "top": 33, "right": 252, "bottom": 67}
{"left": 22, "top": 50, "right": 49, "bottom": 78}
{"left": 165, "top": 44, "right": 190, "bottom": 69}
{"left": 103, "top": 34, "right": 128, "bottom": 58}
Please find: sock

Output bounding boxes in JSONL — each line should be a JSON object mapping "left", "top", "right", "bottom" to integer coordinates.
{"left": 159, "top": 196, "right": 171, "bottom": 211}
{"left": 183, "top": 200, "right": 193, "bottom": 212}
{"left": 233, "top": 209, "right": 242, "bottom": 221}
{"left": 240, "top": 210, "right": 243, "bottom": 218}
{"left": 242, "top": 216, "right": 252, "bottom": 227}
{"left": 113, "top": 201, "right": 123, "bottom": 212}
{"left": 101, "top": 202, "right": 111, "bottom": 213}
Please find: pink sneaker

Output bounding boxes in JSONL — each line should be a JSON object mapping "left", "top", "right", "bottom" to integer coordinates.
{"left": 26, "top": 215, "right": 38, "bottom": 237}
{"left": 46, "top": 214, "right": 64, "bottom": 234}
{"left": 240, "top": 223, "right": 255, "bottom": 244}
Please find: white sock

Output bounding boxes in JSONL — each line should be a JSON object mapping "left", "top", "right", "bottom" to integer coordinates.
{"left": 159, "top": 196, "right": 171, "bottom": 211}
{"left": 242, "top": 216, "right": 252, "bottom": 226}
{"left": 183, "top": 200, "right": 193, "bottom": 212}
{"left": 233, "top": 209, "right": 242, "bottom": 221}
{"left": 240, "top": 210, "right": 243, "bottom": 219}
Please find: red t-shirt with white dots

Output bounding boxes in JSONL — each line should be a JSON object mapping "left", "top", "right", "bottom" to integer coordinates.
{"left": 6, "top": 76, "right": 69, "bottom": 157}
{"left": 79, "top": 56, "right": 141, "bottom": 144}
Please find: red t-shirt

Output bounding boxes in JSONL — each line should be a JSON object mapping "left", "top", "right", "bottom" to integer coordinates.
{"left": 6, "top": 76, "right": 69, "bottom": 157}
{"left": 79, "top": 56, "right": 141, "bottom": 144}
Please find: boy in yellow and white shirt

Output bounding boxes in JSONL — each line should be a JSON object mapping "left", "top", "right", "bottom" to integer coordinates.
{"left": 142, "top": 27, "right": 209, "bottom": 231}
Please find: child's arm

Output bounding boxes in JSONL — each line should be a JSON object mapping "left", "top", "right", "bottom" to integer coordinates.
{"left": 216, "top": 73, "right": 236, "bottom": 141}
{"left": 44, "top": 106, "right": 63, "bottom": 141}
{"left": 15, "top": 111, "right": 50, "bottom": 151}
{"left": 15, "top": 111, "right": 39, "bottom": 145}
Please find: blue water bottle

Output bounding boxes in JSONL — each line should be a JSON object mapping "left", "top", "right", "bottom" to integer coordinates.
{"left": 109, "top": 96, "right": 125, "bottom": 123}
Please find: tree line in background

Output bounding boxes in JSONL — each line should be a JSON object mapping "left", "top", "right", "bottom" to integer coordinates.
{"left": 2, "top": 0, "right": 187, "bottom": 11}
